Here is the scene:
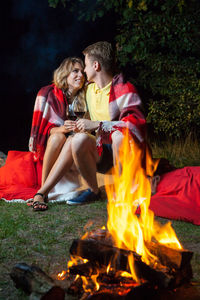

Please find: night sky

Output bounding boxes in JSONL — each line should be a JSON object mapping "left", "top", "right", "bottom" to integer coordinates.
{"left": 0, "top": 0, "right": 116, "bottom": 153}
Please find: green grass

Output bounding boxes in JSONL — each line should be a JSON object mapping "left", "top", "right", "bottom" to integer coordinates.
{"left": 150, "top": 134, "right": 200, "bottom": 168}
{"left": 0, "top": 137, "right": 200, "bottom": 299}
{"left": 0, "top": 201, "right": 108, "bottom": 299}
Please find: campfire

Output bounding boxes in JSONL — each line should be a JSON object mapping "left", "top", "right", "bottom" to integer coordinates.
{"left": 10, "top": 130, "right": 193, "bottom": 299}
{"left": 57, "top": 130, "right": 193, "bottom": 299}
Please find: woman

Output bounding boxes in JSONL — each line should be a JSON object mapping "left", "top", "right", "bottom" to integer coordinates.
{"left": 29, "top": 57, "right": 86, "bottom": 211}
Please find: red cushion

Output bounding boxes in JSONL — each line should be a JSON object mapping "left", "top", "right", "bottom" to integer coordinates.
{"left": 0, "top": 151, "right": 38, "bottom": 187}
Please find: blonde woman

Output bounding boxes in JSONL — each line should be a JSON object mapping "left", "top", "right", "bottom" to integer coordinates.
{"left": 29, "top": 57, "right": 86, "bottom": 211}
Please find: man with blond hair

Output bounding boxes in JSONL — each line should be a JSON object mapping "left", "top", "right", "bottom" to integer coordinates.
{"left": 67, "top": 41, "right": 146, "bottom": 204}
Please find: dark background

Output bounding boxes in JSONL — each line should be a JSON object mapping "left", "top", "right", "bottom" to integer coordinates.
{"left": 0, "top": 0, "right": 115, "bottom": 153}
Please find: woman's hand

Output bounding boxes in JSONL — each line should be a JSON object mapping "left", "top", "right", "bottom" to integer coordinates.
{"left": 50, "top": 122, "right": 77, "bottom": 135}
{"left": 63, "top": 120, "right": 77, "bottom": 132}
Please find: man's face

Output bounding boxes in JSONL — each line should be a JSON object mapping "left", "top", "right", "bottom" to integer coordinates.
{"left": 84, "top": 55, "right": 95, "bottom": 82}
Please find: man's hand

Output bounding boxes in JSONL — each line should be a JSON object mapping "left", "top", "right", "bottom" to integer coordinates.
{"left": 76, "top": 119, "right": 100, "bottom": 132}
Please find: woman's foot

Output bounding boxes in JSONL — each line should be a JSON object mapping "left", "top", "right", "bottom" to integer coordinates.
{"left": 32, "top": 193, "right": 48, "bottom": 211}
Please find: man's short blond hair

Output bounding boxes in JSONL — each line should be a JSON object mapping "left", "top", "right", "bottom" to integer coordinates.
{"left": 83, "top": 41, "right": 115, "bottom": 75}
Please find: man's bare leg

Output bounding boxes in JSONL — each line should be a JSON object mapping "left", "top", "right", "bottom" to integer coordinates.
{"left": 71, "top": 133, "right": 100, "bottom": 194}
{"left": 111, "top": 130, "right": 124, "bottom": 174}
{"left": 41, "top": 133, "right": 67, "bottom": 185}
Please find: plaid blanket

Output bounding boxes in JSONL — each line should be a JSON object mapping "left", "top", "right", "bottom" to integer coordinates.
{"left": 29, "top": 84, "right": 67, "bottom": 160}
{"left": 96, "top": 73, "right": 146, "bottom": 153}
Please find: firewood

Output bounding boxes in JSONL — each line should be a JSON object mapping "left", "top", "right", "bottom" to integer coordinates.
{"left": 10, "top": 263, "right": 65, "bottom": 300}
{"left": 74, "top": 228, "right": 193, "bottom": 287}
{"left": 67, "top": 276, "right": 83, "bottom": 296}
{"left": 86, "top": 229, "right": 193, "bottom": 270}
{"left": 70, "top": 238, "right": 141, "bottom": 271}
{"left": 145, "top": 241, "right": 193, "bottom": 270}
{"left": 69, "top": 239, "right": 174, "bottom": 288}
{"left": 79, "top": 280, "right": 156, "bottom": 300}
{"left": 69, "top": 261, "right": 98, "bottom": 276}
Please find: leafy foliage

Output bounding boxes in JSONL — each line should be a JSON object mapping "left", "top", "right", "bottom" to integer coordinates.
{"left": 48, "top": 0, "right": 65, "bottom": 8}
{"left": 48, "top": 0, "right": 200, "bottom": 138}
{"left": 114, "top": 0, "right": 200, "bottom": 138}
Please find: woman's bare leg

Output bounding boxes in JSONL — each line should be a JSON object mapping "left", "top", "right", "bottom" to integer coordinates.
{"left": 33, "top": 137, "right": 74, "bottom": 207}
{"left": 42, "top": 133, "right": 67, "bottom": 185}
{"left": 71, "top": 133, "right": 100, "bottom": 194}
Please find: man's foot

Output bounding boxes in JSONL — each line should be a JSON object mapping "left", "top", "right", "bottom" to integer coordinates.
{"left": 67, "top": 189, "right": 101, "bottom": 205}
{"left": 32, "top": 193, "right": 48, "bottom": 211}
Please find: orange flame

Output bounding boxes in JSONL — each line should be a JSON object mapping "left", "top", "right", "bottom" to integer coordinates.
{"left": 105, "top": 129, "right": 182, "bottom": 280}
{"left": 66, "top": 129, "right": 182, "bottom": 292}
{"left": 57, "top": 270, "right": 67, "bottom": 280}
{"left": 81, "top": 271, "right": 100, "bottom": 293}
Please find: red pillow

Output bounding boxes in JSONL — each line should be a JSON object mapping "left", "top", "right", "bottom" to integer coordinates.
{"left": 0, "top": 151, "right": 38, "bottom": 188}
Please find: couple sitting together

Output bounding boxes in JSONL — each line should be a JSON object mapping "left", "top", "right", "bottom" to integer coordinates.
{"left": 29, "top": 41, "right": 147, "bottom": 211}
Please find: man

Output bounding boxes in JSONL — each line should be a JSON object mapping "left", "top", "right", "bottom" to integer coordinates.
{"left": 67, "top": 41, "right": 146, "bottom": 205}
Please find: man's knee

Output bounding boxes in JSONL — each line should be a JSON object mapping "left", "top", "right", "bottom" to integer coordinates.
{"left": 71, "top": 133, "right": 94, "bottom": 152}
{"left": 111, "top": 130, "right": 124, "bottom": 150}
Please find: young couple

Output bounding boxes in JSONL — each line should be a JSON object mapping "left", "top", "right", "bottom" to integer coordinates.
{"left": 29, "top": 41, "right": 146, "bottom": 211}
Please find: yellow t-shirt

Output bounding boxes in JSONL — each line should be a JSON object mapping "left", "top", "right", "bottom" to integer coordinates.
{"left": 86, "top": 81, "right": 111, "bottom": 121}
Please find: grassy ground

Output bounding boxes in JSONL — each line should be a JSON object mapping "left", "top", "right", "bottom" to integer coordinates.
{"left": 0, "top": 137, "right": 200, "bottom": 299}
{"left": 150, "top": 134, "right": 200, "bottom": 168}
{"left": 0, "top": 201, "right": 108, "bottom": 299}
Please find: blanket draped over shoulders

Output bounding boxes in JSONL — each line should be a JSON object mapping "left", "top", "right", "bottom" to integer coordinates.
{"left": 96, "top": 73, "right": 146, "bottom": 154}
{"left": 29, "top": 84, "right": 68, "bottom": 161}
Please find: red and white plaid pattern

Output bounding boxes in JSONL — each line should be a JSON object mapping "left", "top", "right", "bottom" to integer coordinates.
{"left": 96, "top": 74, "right": 146, "bottom": 154}
{"left": 29, "top": 84, "right": 67, "bottom": 160}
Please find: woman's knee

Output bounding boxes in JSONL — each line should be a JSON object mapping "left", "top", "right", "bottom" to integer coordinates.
{"left": 47, "top": 132, "right": 66, "bottom": 149}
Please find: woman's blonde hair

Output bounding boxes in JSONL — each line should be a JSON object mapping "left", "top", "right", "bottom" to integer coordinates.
{"left": 53, "top": 57, "right": 85, "bottom": 106}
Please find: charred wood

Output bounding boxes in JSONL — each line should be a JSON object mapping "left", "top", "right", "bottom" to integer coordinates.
{"left": 145, "top": 241, "right": 193, "bottom": 270}
{"left": 70, "top": 238, "right": 141, "bottom": 271}
{"left": 84, "top": 282, "right": 157, "bottom": 300}
{"left": 69, "top": 262, "right": 98, "bottom": 276}
{"left": 86, "top": 229, "right": 193, "bottom": 271}
{"left": 72, "top": 229, "right": 193, "bottom": 287}
{"left": 70, "top": 239, "right": 175, "bottom": 288}
{"left": 10, "top": 263, "right": 65, "bottom": 300}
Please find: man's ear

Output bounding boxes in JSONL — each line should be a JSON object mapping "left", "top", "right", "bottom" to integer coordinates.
{"left": 93, "top": 61, "right": 101, "bottom": 71}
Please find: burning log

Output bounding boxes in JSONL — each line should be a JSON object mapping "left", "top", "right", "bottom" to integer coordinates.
{"left": 145, "top": 241, "right": 193, "bottom": 287}
{"left": 68, "top": 266, "right": 156, "bottom": 300}
{"left": 69, "top": 261, "right": 98, "bottom": 276}
{"left": 10, "top": 263, "right": 65, "bottom": 300}
{"left": 70, "top": 238, "right": 173, "bottom": 288}
{"left": 70, "top": 238, "right": 141, "bottom": 272}
{"left": 69, "top": 237, "right": 193, "bottom": 289}
{"left": 82, "top": 281, "right": 156, "bottom": 300}
{"left": 145, "top": 241, "right": 193, "bottom": 270}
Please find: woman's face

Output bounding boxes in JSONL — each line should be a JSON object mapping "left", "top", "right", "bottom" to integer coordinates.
{"left": 67, "top": 62, "right": 85, "bottom": 94}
